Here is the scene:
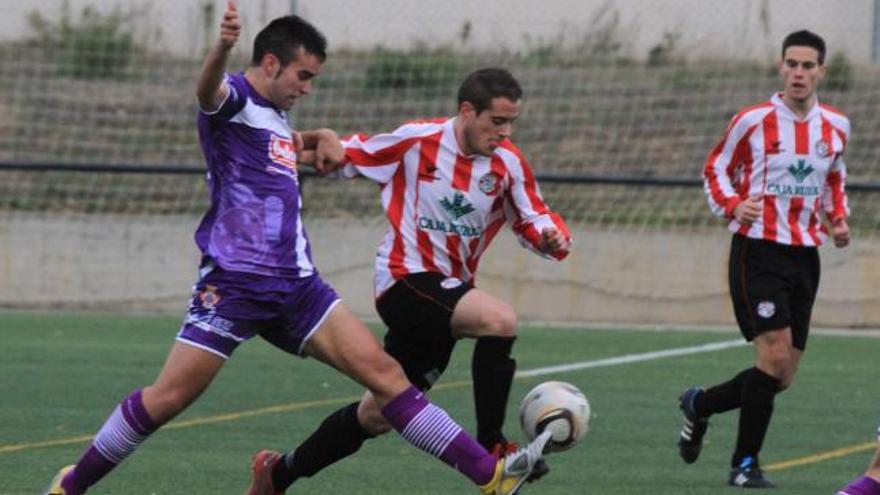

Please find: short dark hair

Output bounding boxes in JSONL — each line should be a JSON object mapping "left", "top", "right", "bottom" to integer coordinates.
{"left": 782, "top": 30, "right": 826, "bottom": 65}
{"left": 251, "top": 15, "right": 327, "bottom": 67}
{"left": 457, "top": 68, "right": 523, "bottom": 114}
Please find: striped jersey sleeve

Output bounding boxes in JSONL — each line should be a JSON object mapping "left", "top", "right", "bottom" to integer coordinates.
{"left": 498, "top": 142, "right": 571, "bottom": 261}
{"left": 341, "top": 121, "right": 445, "bottom": 182}
{"left": 702, "top": 103, "right": 772, "bottom": 219}
{"left": 819, "top": 105, "right": 851, "bottom": 220}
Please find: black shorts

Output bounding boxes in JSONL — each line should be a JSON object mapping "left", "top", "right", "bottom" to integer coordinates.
{"left": 375, "top": 272, "right": 474, "bottom": 390}
{"left": 728, "top": 234, "right": 820, "bottom": 350}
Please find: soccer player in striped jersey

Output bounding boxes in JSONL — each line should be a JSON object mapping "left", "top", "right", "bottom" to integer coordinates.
{"left": 247, "top": 68, "right": 571, "bottom": 494}
{"left": 44, "top": 4, "right": 550, "bottom": 495}
{"left": 678, "top": 30, "right": 851, "bottom": 488}
{"left": 837, "top": 426, "right": 880, "bottom": 495}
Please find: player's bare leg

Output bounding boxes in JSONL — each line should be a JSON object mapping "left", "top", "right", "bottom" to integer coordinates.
{"left": 728, "top": 328, "right": 799, "bottom": 488}
{"left": 48, "top": 343, "right": 224, "bottom": 494}
{"left": 259, "top": 302, "right": 549, "bottom": 494}
{"left": 452, "top": 289, "right": 549, "bottom": 480}
{"left": 303, "top": 303, "right": 502, "bottom": 482}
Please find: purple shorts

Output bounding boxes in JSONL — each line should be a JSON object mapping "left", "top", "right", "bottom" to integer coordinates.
{"left": 177, "top": 266, "right": 340, "bottom": 359}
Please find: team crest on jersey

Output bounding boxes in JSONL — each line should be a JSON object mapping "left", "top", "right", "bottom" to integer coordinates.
{"left": 815, "top": 139, "right": 831, "bottom": 157}
{"left": 269, "top": 134, "right": 298, "bottom": 170}
{"left": 756, "top": 301, "right": 775, "bottom": 319}
{"left": 199, "top": 285, "right": 221, "bottom": 310}
{"left": 478, "top": 172, "right": 502, "bottom": 196}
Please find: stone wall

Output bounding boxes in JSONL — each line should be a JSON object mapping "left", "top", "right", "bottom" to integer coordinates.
{"left": 2, "top": 214, "right": 877, "bottom": 328}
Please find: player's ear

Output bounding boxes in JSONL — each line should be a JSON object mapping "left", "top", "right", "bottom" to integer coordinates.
{"left": 459, "top": 101, "right": 476, "bottom": 119}
{"left": 261, "top": 52, "right": 281, "bottom": 78}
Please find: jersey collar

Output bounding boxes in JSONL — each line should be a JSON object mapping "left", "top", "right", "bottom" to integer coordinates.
{"left": 771, "top": 92, "right": 820, "bottom": 122}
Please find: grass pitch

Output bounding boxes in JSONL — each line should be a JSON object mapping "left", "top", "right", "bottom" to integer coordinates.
{"left": 0, "top": 312, "right": 876, "bottom": 494}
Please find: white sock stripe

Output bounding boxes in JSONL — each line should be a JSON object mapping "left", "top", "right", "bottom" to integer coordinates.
{"left": 400, "top": 406, "right": 432, "bottom": 440}
{"left": 93, "top": 405, "right": 149, "bottom": 464}
{"left": 96, "top": 420, "right": 145, "bottom": 463}
{"left": 402, "top": 404, "right": 448, "bottom": 441}
{"left": 425, "top": 420, "right": 461, "bottom": 456}
{"left": 400, "top": 404, "right": 461, "bottom": 457}
{"left": 402, "top": 406, "right": 445, "bottom": 452}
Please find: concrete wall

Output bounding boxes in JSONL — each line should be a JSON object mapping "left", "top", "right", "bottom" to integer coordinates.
{"left": 0, "top": 0, "right": 874, "bottom": 62}
{"left": 2, "top": 214, "right": 877, "bottom": 328}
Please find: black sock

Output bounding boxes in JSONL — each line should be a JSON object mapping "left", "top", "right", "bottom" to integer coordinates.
{"left": 472, "top": 336, "right": 517, "bottom": 449}
{"left": 696, "top": 368, "right": 751, "bottom": 418}
{"left": 272, "top": 402, "right": 372, "bottom": 490}
{"left": 732, "top": 367, "right": 780, "bottom": 467}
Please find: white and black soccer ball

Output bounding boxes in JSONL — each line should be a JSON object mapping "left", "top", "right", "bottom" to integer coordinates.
{"left": 519, "top": 381, "right": 590, "bottom": 453}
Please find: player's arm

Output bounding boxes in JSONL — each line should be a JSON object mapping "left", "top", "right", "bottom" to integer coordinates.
{"left": 703, "top": 115, "right": 753, "bottom": 220}
{"left": 504, "top": 148, "right": 571, "bottom": 261}
{"left": 298, "top": 129, "right": 345, "bottom": 175}
{"left": 297, "top": 130, "right": 405, "bottom": 182}
{"left": 824, "top": 155, "right": 851, "bottom": 248}
{"left": 335, "top": 123, "right": 441, "bottom": 184}
{"left": 196, "top": 1, "right": 241, "bottom": 112}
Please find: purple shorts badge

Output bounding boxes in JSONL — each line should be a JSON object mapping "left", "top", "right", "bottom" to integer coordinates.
{"left": 177, "top": 266, "right": 340, "bottom": 359}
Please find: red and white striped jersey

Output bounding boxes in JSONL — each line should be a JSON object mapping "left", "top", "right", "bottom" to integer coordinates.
{"left": 341, "top": 117, "right": 571, "bottom": 296}
{"left": 704, "top": 93, "right": 850, "bottom": 246}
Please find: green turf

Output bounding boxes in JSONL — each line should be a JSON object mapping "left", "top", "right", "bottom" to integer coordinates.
{"left": 0, "top": 312, "right": 875, "bottom": 494}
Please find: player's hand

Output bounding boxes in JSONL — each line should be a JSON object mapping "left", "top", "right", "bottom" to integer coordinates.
{"left": 539, "top": 227, "right": 569, "bottom": 254}
{"left": 219, "top": 1, "right": 241, "bottom": 49}
{"left": 733, "top": 195, "right": 763, "bottom": 224}
{"left": 313, "top": 130, "right": 345, "bottom": 175}
{"left": 831, "top": 216, "right": 850, "bottom": 248}
{"left": 292, "top": 131, "right": 304, "bottom": 153}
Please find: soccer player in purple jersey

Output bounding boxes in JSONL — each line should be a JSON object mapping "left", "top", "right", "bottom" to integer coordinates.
{"left": 837, "top": 427, "right": 880, "bottom": 495}
{"left": 44, "top": 2, "right": 550, "bottom": 494}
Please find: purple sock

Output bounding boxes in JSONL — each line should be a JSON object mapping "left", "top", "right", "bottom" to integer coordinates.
{"left": 382, "top": 386, "right": 497, "bottom": 485}
{"left": 838, "top": 476, "right": 880, "bottom": 495}
{"left": 62, "top": 389, "right": 159, "bottom": 494}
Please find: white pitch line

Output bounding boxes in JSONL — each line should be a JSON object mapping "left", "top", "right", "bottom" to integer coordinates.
{"left": 516, "top": 338, "right": 747, "bottom": 378}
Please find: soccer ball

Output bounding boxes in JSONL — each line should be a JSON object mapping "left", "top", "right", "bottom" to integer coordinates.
{"left": 519, "top": 381, "right": 590, "bottom": 453}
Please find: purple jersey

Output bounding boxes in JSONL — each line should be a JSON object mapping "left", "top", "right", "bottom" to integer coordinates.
{"left": 195, "top": 72, "right": 314, "bottom": 278}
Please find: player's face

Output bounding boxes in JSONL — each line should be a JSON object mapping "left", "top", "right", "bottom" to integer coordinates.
{"left": 779, "top": 46, "right": 825, "bottom": 104}
{"left": 462, "top": 97, "right": 520, "bottom": 156}
{"left": 267, "top": 47, "right": 322, "bottom": 110}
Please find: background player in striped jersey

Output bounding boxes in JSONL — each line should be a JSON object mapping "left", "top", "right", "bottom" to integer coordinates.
{"left": 44, "top": 4, "right": 552, "bottom": 494}
{"left": 247, "top": 68, "right": 571, "bottom": 494}
{"left": 837, "top": 426, "right": 880, "bottom": 495}
{"left": 678, "top": 30, "right": 851, "bottom": 488}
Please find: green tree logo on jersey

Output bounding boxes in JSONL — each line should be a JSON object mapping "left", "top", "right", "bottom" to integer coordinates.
{"left": 440, "top": 192, "right": 475, "bottom": 219}
{"left": 788, "top": 159, "right": 815, "bottom": 183}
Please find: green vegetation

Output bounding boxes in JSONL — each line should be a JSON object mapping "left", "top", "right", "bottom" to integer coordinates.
{"left": 825, "top": 52, "right": 854, "bottom": 92}
{"left": 364, "top": 45, "right": 461, "bottom": 95}
{"left": 26, "top": 0, "right": 142, "bottom": 79}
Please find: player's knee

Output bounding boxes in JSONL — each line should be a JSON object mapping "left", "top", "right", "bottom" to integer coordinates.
{"left": 142, "top": 385, "right": 193, "bottom": 423}
{"left": 357, "top": 391, "right": 394, "bottom": 435}
{"left": 357, "top": 401, "right": 392, "bottom": 436}
{"left": 777, "top": 376, "right": 794, "bottom": 392}
{"left": 358, "top": 350, "right": 408, "bottom": 392}
{"left": 759, "top": 345, "right": 794, "bottom": 376}
{"left": 482, "top": 303, "right": 517, "bottom": 337}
